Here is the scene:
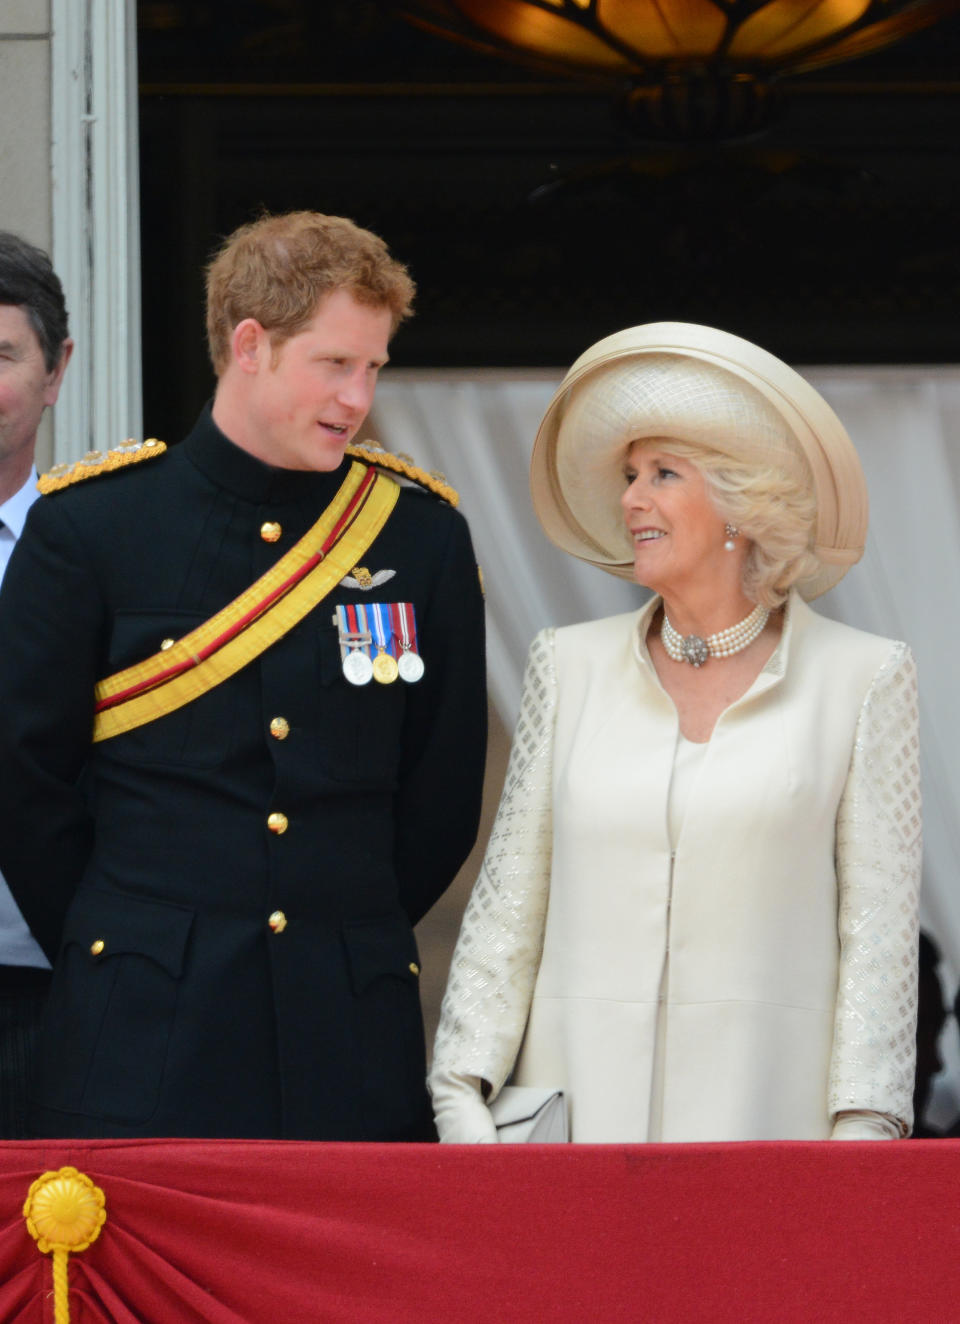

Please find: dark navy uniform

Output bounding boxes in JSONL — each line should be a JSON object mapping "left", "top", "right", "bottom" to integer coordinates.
{"left": 0, "top": 407, "right": 486, "bottom": 1139}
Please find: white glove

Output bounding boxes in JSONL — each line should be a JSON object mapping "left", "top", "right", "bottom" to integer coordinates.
{"left": 830, "top": 1110, "right": 901, "bottom": 1140}
{"left": 429, "top": 1071, "right": 499, "bottom": 1144}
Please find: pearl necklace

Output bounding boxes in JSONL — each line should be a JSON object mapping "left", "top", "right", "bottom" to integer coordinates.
{"left": 661, "top": 603, "right": 770, "bottom": 667}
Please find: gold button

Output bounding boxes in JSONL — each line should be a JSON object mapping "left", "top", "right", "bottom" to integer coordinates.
{"left": 159, "top": 637, "right": 176, "bottom": 651}
{"left": 260, "top": 521, "right": 282, "bottom": 543}
{"left": 268, "top": 910, "right": 287, "bottom": 933}
{"left": 90, "top": 939, "right": 105, "bottom": 957}
{"left": 267, "top": 812, "right": 288, "bottom": 835}
{"left": 408, "top": 961, "right": 420, "bottom": 976}
{"left": 269, "top": 717, "right": 290, "bottom": 741}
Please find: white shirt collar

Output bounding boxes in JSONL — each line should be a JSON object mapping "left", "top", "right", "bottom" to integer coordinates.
{"left": 0, "top": 468, "right": 40, "bottom": 540}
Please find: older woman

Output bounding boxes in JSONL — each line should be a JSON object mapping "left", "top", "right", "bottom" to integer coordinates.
{"left": 429, "top": 322, "right": 921, "bottom": 1144}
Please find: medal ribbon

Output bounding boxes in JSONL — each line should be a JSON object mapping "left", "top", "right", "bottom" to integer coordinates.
{"left": 369, "top": 603, "right": 395, "bottom": 658}
{"left": 355, "top": 602, "right": 370, "bottom": 653}
{"left": 390, "top": 602, "right": 420, "bottom": 658}
{"left": 335, "top": 603, "right": 372, "bottom": 664}
{"left": 336, "top": 601, "right": 420, "bottom": 679}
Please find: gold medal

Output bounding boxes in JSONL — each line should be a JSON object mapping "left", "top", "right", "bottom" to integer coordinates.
{"left": 367, "top": 602, "right": 399, "bottom": 683}
{"left": 372, "top": 649, "right": 399, "bottom": 684}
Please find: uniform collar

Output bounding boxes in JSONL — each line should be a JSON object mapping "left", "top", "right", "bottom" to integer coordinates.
{"left": 181, "top": 403, "right": 353, "bottom": 505}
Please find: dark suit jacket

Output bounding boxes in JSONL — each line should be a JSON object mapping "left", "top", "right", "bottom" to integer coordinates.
{"left": 0, "top": 409, "right": 486, "bottom": 1140}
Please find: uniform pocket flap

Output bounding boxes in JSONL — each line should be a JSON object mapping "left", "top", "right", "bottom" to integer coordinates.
{"left": 63, "top": 887, "right": 195, "bottom": 978}
{"left": 342, "top": 916, "right": 420, "bottom": 997}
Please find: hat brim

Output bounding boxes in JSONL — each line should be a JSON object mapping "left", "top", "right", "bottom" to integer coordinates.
{"left": 530, "top": 322, "right": 868, "bottom": 601}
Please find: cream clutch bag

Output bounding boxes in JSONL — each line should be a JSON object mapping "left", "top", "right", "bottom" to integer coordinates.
{"left": 489, "top": 1086, "right": 569, "bottom": 1143}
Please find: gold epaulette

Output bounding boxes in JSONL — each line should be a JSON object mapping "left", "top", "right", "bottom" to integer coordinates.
{"left": 37, "top": 439, "right": 167, "bottom": 495}
{"left": 345, "top": 441, "right": 459, "bottom": 508}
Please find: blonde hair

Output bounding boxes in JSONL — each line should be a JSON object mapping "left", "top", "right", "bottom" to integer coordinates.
{"left": 205, "top": 211, "right": 415, "bottom": 375}
{"left": 630, "top": 435, "right": 819, "bottom": 608}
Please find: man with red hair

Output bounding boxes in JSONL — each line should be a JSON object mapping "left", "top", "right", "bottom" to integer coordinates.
{"left": 0, "top": 211, "right": 486, "bottom": 1141}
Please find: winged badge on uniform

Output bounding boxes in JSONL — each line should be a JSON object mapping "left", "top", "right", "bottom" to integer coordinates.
{"left": 338, "top": 566, "right": 397, "bottom": 591}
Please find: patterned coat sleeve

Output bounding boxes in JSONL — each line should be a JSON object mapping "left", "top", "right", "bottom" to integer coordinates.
{"left": 828, "top": 641, "right": 922, "bottom": 1134}
{"left": 430, "top": 629, "right": 557, "bottom": 1105}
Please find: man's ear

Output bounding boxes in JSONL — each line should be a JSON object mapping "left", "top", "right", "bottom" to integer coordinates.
{"left": 43, "top": 337, "right": 74, "bottom": 408}
{"left": 231, "top": 318, "right": 268, "bottom": 374}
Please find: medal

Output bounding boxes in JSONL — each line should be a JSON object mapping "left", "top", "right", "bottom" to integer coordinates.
{"left": 343, "top": 648, "right": 374, "bottom": 685}
{"left": 372, "top": 651, "right": 399, "bottom": 684}
{"left": 390, "top": 601, "right": 425, "bottom": 683}
{"left": 369, "top": 603, "right": 399, "bottom": 684}
{"left": 335, "top": 604, "right": 374, "bottom": 684}
{"left": 397, "top": 650, "right": 425, "bottom": 683}
{"left": 335, "top": 601, "right": 421, "bottom": 686}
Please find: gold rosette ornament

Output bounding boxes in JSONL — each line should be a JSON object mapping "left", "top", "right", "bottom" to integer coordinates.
{"left": 24, "top": 1166, "right": 107, "bottom": 1323}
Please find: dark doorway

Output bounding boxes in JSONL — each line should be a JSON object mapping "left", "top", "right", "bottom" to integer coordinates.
{"left": 138, "top": 2, "right": 960, "bottom": 443}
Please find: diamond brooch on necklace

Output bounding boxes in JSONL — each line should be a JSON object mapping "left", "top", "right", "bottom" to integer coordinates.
{"left": 661, "top": 603, "right": 770, "bottom": 667}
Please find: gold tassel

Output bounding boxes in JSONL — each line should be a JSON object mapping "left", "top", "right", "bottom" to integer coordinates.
{"left": 24, "top": 1167, "right": 107, "bottom": 1324}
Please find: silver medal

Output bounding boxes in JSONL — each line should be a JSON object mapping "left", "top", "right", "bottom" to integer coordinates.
{"left": 343, "top": 648, "right": 374, "bottom": 686}
{"left": 397, "top": 650, "right": 425, "bottom": 683}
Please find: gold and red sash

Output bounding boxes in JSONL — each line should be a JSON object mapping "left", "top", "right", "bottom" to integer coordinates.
{"left": 92, "top": 461, "right": 398, "bottom": 743}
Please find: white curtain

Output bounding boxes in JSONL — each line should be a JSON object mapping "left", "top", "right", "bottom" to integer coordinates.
{"left": 370, "top": 363, "right": 960, "bottom": 1121}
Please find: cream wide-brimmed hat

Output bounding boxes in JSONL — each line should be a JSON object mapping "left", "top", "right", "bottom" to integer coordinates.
{"left": 529, "top": 322, "right": 868, "bottom": 600}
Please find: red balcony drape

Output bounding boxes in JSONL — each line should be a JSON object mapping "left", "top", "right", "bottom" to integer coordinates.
{"left": 1, "top": 1138, "right": 958, "bottom": 1322}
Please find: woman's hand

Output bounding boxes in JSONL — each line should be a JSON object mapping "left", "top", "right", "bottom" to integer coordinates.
{"left": 430, "top": 1071, "right": 499, "bottom": 1143}
{"left": 830, "top": 1110, "right": 901, "bottom": 1140}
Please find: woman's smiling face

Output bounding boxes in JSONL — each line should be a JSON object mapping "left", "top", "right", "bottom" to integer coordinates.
{"left": 620, "top": 438, "right": 730, "bottom": 596}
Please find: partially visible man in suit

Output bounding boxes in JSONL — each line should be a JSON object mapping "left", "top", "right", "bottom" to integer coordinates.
{"left": 0, "top": 211, "right": 485, "bottom": 1140}
{"left": 0, "top": 231, "right": 73, "bottom": 1136}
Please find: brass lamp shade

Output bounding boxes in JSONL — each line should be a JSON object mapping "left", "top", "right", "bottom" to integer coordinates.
{"left": 400, "top": 0, "right": 958, "bottom": 77}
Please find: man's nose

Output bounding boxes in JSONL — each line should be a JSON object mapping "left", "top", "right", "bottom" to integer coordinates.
{"left": 337, "top": 369, "right": 374, "bottom": 412}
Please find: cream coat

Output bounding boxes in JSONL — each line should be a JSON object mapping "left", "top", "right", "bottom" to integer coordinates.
{"left": 431, "top": 593, "right": 921, "bottom": 1142}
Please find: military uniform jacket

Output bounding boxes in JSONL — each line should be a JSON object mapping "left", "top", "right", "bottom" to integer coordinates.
{"left": 0, "top": 408, "right": 487, "bottom": 1140}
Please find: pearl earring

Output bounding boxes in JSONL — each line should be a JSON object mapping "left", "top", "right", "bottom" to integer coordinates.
{"left": 724, "top": 523, "right": 738, "bottom": 551}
